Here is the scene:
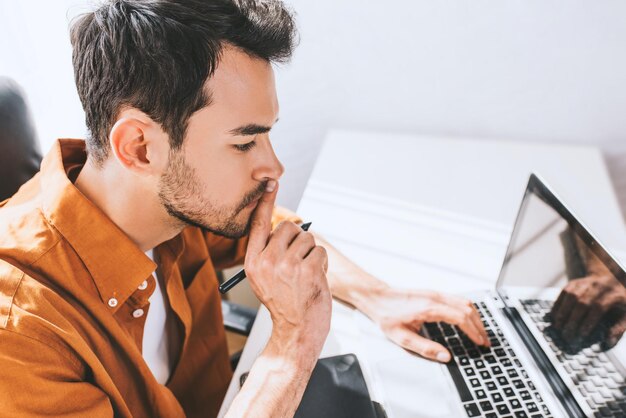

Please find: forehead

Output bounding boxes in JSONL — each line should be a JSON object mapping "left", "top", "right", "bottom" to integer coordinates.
{"left": 204, "top": 46, "right": 279, "bottom": 122}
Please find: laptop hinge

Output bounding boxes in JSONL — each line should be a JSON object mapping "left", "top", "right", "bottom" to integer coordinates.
{"left": 502, "top": 307, "right": 586, "bottom": 418}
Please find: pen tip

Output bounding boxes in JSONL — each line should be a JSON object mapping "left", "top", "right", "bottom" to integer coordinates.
{"left": 301, "top": 222, "right": 312, "bottom": 231}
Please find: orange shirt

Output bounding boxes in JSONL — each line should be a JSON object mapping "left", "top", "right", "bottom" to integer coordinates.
{"left": 0, "top": 139, "right": 298, "bottom": 417}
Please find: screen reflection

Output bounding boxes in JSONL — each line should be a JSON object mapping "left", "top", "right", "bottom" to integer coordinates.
{"left": 498, "top": 190, "right": 626, "bottom": 357}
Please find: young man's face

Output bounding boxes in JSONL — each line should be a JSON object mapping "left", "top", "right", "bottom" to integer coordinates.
{"left": 158, "top": 47, "right": 284, "bottom": 238}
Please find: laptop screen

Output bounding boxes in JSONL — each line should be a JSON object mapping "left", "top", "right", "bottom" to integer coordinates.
{"left": 496, "top": 174, "right": 626, "bottom": 361}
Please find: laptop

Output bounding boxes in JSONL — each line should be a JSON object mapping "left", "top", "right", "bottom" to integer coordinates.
{"left": 411, "top": 173, "right": 626, "bottom": 418}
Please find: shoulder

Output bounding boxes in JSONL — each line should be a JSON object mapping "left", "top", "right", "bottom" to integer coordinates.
{"left": 0, "top": 259, "right": 84, "bottom": 371}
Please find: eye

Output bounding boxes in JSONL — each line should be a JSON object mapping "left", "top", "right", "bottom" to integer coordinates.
{"left": 233, "top": 140, "right": 257, "bottom": 152}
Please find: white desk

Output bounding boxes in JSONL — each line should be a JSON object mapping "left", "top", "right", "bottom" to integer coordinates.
{"left": 218, "top": 130, "right": 626, "bottom": 417}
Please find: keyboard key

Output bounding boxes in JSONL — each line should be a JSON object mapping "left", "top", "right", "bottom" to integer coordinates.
{"left": 475, "top": 389, "right": 487, "bottom": 399}
{"left": 480, "top": 371, "right": 490, "bottom": 380}
{"left": 448, "top": 337, "right": 461, "bottom": 346}
{"left": 503, "top": 387, "right": 515, "bottom": 397}
{"left": 479, "top": 400, "right": 494, "bottom": 411}
{"left": 463, "top": 402, "right": 481, "bottom": 417}
{"left": 485, "top": 355, "right": 497, "bottom": 364}
{"left": 491, "top": 393, "right": 503, "bottom": 403}
{"left": 479, "top": 346, "right": 491, "bottom": 354}
{"left": 510, "top": 398, "right": 522, "bottom": 409}
{"left": 485, "top": 414, "right": 497, "bottom": 418}
{"left": 486, "top": 381, "right": 497, "bottom": 391}
{"left": 497, "top": 376, "right": 508, "bottom": 386}
{"left": 464, "top": 367, "right": 476, "bottom": 377}
{"left": 491, "top": 366, "right": 503, "bottom": 375}
{"left": 470, "top": 378, "right": 480, "bottom": 388}
{"left": 424, "top": 323, "right": 439, "bottom": 333}
{"left": 513, "top": 379, "right": 525, "bottom": 389}
{"left": 520, "top": 391, "right": 531, "bottom": 401}
{"left": 459, "top": 357, "right": 470, "bottom": 366}
{"left": 467, "top": 349, "right": 481, "bottom": 359}
{"left": 474, "top": 360, "right": 485, "bottom": 369}
{"left": 526, "top": 402, "right": 539, "bottom": 413}
{"left": 496, "top": 403, "right": 510, "bottom": 414}
{"left": 453, "top": 346, "right": 466, "bottom": 356}
{"left": 515, "top": 412, "right": 528, "bottom": 418}
{"left": 507, "top": 369, "right": 519, "bottom": 378}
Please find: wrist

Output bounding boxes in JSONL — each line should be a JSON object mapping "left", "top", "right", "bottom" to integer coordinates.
{"left": 336, "top": 272, "right": 391, "bottom": 321}
{"left": 265, "top": 327, "right": 321, "bottom": 373}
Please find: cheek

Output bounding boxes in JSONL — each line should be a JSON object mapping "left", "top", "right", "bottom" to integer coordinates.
{"left": 189, "top": 151, "right": 254, "bottom": 205}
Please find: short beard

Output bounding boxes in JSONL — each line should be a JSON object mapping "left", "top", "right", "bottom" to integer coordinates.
{"left": 158, "top": 150, "right": 266, "bottom": 239}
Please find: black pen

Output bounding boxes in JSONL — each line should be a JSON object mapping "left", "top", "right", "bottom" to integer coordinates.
{"left": 218, "top": 222, "right": 312, "bottom": 294}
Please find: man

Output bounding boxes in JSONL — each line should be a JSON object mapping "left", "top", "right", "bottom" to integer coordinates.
{"left": 0, "top": 1, "right": 488, "bottom": 416}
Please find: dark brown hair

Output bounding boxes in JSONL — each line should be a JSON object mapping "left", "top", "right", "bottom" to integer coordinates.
{"left": 70, "top": 0, "right": 297, "bottom": 165}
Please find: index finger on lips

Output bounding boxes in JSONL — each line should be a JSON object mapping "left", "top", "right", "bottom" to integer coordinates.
{"left": 246, "top": 180, "right": 278, "bottom": 258}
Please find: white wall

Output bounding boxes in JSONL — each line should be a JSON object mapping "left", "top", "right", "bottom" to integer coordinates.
{"left": 2, "top": 0, "right": 626, "bottom": 216}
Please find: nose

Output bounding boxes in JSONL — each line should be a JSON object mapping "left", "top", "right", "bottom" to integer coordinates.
{"left": 252, "top": 135, "right": 284, "bottom": 182}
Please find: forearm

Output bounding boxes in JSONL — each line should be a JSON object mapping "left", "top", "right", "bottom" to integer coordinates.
{"left": 313, "top": 233, "right": 388, "bottom": 315}
{"left": 224, "top": 332, "right": 318, "bottom": 418}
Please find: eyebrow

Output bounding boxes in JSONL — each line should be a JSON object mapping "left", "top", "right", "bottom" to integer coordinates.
{"left": 229, "top": 118, "right": 279, "bottom": 136}
{"left": 229, "top": 123, "right": 272, "bottom": 136}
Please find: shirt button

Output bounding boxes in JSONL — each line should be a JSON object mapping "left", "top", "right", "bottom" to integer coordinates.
{"left": 132, "top": 309, "right": 145, "bottom": 318}
{"left": 138, "top": 280, "right": 148, "bottom": 290}
{"left": 108, "top": 298, "right": 118, "bottom": 308}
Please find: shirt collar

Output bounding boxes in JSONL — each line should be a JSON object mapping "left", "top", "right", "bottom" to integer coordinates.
{"left": 39, "top": 139, "right": 158, "bottom": 312}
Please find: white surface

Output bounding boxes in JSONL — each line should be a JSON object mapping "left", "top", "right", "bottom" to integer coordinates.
{"left": 3, "top": 1, "right": 626, "bottom": 212}
{"left": 218, "top": 131, "right": 626, "bottom": 416}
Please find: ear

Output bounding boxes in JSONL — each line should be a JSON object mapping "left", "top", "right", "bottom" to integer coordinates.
{"left": 108, "top": 109, "right": 169, "bottom": 176}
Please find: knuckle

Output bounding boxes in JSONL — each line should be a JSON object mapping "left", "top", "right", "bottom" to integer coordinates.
{"left": 421, "top": 345, "right": 440, "bottom": 358}
{"left": 301, "top": 231, "right": 315, "bottom": 246}
{"left": 258, "top": 257, "right": 274, "bottom": 275}
{"left": 277, "top": 258, "right": 297, "bottom": 277}
{"left": 396, "top": 334, "right": 412, "bottom": 348}
{"left": 251, "top": 217, "right": 267, "bottom": 231}
{"left": 301, "top": 261, "right": 316, "bottom": 277}
{"left": 274, "top": 220, "right": 288, "bottom": 231}
{"left": 284, "top": 221, "right": 299, "bottom": 234}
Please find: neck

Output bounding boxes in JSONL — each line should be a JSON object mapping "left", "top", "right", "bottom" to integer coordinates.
{"left": 74, "top": 158, "right": 183, "bottom": 252}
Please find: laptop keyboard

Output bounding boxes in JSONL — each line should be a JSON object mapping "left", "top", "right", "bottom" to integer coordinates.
{"left": 522, "top": 299, "right": 626, "bottom": 417}
{"left": 424, "top": 302, "right": 552, "bottom": 418}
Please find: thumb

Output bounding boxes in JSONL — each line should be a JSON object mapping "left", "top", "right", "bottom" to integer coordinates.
{"left": 246, "top": 180, "right": 278, "bottom": 257}
{"left": 388, "top": 326, "right": 451, "bottom": 363}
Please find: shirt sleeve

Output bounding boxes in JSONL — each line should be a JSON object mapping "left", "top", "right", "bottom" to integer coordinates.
{"left": 0, "top": 329, "right": 114, "bottom": 417}
{"left": 205, "top": 206, "right": 303, "bottom": 271}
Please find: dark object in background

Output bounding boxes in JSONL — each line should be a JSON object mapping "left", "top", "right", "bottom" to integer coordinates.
{"left": 240, "top": 354, "right": 384, "bottom": 418}
{"left": 0, "top": 77, "right": 42, "bottom": 201}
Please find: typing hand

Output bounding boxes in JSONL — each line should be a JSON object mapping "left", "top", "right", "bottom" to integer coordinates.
{"left": 362, "top": 288, "right": 490, "bottom": 363}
